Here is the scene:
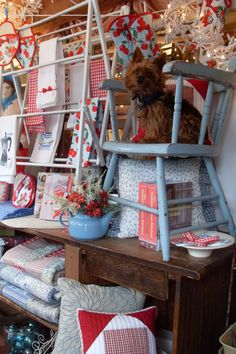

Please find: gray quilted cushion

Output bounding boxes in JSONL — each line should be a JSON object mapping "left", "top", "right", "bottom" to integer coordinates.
{"left": 52, "top": 278, "right": 146, "bottom": 354}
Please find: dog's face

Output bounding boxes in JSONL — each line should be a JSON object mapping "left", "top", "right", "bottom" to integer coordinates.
{"left": 125, "top": 47, "right": 166, "bottom": 97}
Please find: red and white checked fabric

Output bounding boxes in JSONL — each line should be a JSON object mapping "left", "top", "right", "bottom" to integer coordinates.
{"left": 171, "top": 231, "right": 220, "bottom": 247}
{"left": 104, "top": 328, "right": 150, "bottom": 354}
{"left": 25, "top": 69, "right": 45, "bottom": 133}
{"left": 89, "top": 59, "right": 108, "bottom": 98}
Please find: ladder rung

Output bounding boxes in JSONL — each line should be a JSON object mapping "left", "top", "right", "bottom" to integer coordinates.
{"left": 169, "top": 219, "right": 228, "bottom": 236}
{"left": 168, "top": 194, "right": 219, "bottom": 205}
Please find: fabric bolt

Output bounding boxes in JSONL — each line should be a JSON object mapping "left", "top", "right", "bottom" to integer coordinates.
{"left": 1, "top": 237, "right": 65, "bottom": 285}
{"left": 77, "top": 307, "right": 157, "bottom": 354}
{"left": 0, "top": 201, "right": 34, "bottom": 220}
{"left": 89, "top": 59, "right": 108, "bottom": 98}
{"left": 25, "top": 69, "right": 45, "bottom": 133}
{"left": 52, "top": 278, "right": 146, "bottom": 354}
{"left": 0, "top": 281, "right": 60, "bottom": 323}
{"left": 0, "top": 262, "right": 60, "bottom": 304}
{"left": 37, "top": 38, "right": 65, "bottom": 109}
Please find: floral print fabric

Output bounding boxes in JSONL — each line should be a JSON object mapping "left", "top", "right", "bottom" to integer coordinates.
{"left": 0, "top": 34, "right": 19, "bottom": 66}
{"left": 16, "top": 35, "right": 36, "bottom": 68}
{"left": 67, "top": 98, "right": 99, "bottom": 168}
{"left": 109, "top": 13, "right": 160, "bottom": 75}
{"left": 0, "top": 20, "right": 19, "bottom": 66}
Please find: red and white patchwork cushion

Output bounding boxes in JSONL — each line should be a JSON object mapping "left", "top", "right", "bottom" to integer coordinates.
{"left": 77, "top": 306, "right": 157, "bottom": 354}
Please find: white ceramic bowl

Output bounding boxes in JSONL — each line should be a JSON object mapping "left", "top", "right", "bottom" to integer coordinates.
{"left": 172, "top": 230, "right": 235, "bottom": 258}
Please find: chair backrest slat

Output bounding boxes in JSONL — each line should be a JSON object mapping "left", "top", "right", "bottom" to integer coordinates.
{"left": 198, "top": 81, "right": 214, "bottom": 144}
{"left": 211, "top": 91, "right": 225, "bottom": 141}
{"left": 215, "top": 87, "right": 232, "bottom": 145}
{"left": 172, "top": 75, "right": 183, "bottom": 143}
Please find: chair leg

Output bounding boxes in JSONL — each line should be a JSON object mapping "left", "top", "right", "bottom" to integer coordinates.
{"left": 204, "top": 157, "right": 236, "bottom": 236}
{"left": 103, "top": 153, "right": 118, "bottom": 191}
{"left": 156, "top": 157, "right": 170, "bottom": 261}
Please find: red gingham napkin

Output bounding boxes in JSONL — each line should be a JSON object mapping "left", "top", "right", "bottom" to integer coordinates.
{"left": 25, "top": 69, "right": 45, "bottom": 133}
{"left": 171, "top": 231, "right": 220, "bottom": 247}
{"left": 89, "top": 59, "right": 108, "bottom": 98}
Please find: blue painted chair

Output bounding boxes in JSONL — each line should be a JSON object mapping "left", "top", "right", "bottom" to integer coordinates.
{"left": 100, "top": 60, "right": 236, "bottom": 261}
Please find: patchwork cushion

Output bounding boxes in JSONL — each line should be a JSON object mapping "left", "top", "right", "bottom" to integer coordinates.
{"left": 52, "top": 278, "right": 146, "bottom": 354}
{"left": 108, "top": 157, "right": 206, "bottom": 238}
{"left": 77, "top": 306, "right": 157, "bottom": 354}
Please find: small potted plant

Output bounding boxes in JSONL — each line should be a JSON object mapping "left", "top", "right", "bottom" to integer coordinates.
{"left": 57, "top": 171, "right": 117, "bottom": 240}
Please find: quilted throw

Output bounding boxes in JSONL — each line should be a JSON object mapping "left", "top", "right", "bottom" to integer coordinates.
{"left": 0, "top": 262, "right": 60, "bottom": 304}
{"left": 1, "top": 237, "right": 65, "bottom": 285}
{"left": 0, "top": 280, "right": 60, "bottom": 323}
{"left": 25, "top": 69, "right": 45, "bottom": 133}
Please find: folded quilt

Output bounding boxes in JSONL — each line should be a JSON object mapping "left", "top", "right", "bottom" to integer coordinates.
{"left": 0, "top": 262, "right": 61, "bottom": 303}
{"left": 0, "top": 201, "right": 34, "bottom": 220}
{"left": 0, "top": 280, "right": 60, "bottom": 323}
{"left": 1, "top": 237, "right": 65, "bottom": 285}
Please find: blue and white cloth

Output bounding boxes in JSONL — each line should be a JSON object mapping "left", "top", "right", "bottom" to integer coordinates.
{"left": 0, "top": 201, "right": 34, "bottom": 220}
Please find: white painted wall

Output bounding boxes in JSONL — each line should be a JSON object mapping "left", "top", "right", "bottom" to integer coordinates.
{"left": 215, "top": 89, "right": 236, "bottom": 224}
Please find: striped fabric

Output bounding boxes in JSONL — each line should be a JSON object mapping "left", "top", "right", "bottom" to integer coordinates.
{"left": 25, "top": 69, "right": 45, "bottom": 133}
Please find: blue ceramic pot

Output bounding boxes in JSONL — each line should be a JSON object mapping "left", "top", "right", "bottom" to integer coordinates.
{"left": 59, "top": 211, "right": 113, "bottom": 240}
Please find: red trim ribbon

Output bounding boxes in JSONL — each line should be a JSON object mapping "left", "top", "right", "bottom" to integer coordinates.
{"left": 40, "top": 86, "right": 56, "bottom": 93}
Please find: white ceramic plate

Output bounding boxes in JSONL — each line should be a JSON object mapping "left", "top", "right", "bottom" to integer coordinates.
{"left": 171, "top": 230, "right": 235, "bottom": 258}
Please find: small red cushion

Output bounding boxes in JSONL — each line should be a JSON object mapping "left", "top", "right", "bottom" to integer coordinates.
{"left": 77, "top": 306, "right": 157, "bottom": 354}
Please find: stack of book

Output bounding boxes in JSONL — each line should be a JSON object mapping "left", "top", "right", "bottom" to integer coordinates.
{"left": 138, "top": 181, "right": 192, "bottom": 250}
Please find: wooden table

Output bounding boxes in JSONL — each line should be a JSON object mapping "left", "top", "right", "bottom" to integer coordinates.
{"left": 7, "top": 227, "right": 233, "bottom": 354}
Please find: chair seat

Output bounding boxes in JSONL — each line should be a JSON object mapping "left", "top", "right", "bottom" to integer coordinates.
{"left": 103, "top": 141, "right": 219, "bottom": 157}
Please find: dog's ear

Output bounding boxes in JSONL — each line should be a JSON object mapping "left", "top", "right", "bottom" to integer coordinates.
{"left": 132, "top": 47, "right": 144, "bottom": 63}
{"left": 153, "top": 53, "right": 167, "bottom": 71}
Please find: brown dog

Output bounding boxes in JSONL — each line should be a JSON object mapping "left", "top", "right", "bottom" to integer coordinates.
{"left": 125, "top": 47, "right": 202, "bottom": 144}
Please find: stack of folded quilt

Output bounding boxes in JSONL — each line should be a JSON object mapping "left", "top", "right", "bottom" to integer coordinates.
{"left": 0, "top": 237, "right": 65, "bottom": 324}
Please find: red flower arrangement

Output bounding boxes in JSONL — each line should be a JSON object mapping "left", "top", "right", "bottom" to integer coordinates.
{"left": 55, "top": 172, "right": 117, "bottom": 217}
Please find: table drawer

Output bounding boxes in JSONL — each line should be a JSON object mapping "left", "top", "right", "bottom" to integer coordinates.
{"left": 84, "top": 250, "right": 168, "bottom": 300}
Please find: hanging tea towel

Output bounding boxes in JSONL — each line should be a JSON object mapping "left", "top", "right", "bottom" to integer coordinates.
{"left": 0, "top": 115, "right": 18, "bottom": 183}
{"left": 36, "top": 38, "right": 64, "bottom": 109}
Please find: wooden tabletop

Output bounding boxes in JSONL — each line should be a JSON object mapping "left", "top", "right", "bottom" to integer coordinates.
{"left": 12, "top": 227, "right": 234, "bottom": 281}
